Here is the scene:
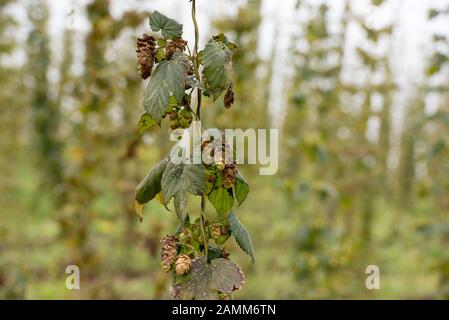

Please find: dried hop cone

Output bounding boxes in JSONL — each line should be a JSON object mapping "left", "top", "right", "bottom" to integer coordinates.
{"left": 175, "top": 254, "right": 192, "bottom": 275}
{"left": 223, "top": 163, "right": 237, "bottom": 189}
{"left": 136, "top": 34, "right": 156, "bottom": 79}
{"left": 160, "top": 235, "right": 178, "bottom": 273}
{"left": 165, "top": 38, "right": 188, "bottom": 59}
{"left": 224, "top": 84, "right": 234, "bottom": 109}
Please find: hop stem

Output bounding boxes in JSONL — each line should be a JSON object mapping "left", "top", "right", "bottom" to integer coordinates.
{"left": 191, "top": 0, "right": 208, "bottom": 258}
{"left": 191, "top": 0, "right": 202, "bottom": 119}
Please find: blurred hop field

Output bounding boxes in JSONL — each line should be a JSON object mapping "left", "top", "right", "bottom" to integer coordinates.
{"left": 1, "top": 0, "right": 449, "bottom": 299}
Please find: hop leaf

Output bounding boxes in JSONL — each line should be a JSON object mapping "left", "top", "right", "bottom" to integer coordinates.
{"left": 208, "top": 187, "right": 234, "bottom": 215}
{"left": 202, "top": 38, "right": 233, "bottom": 100}
{"left": 161, "top": 161, "right": 205, "bottom": 216}
{"left": 234, "top": 171, "right": 249, "bottom": 205}
{"left": 149, "top": 11, "right": 183, "bottom": 39}
{"left": 143, "top": 52, "right": 191, "bottom": 123}
{"left": 171, "top": 257, "right": 244, "bottom": 300}
{"left": 135, "top": 158, "right": 168, "bottom": 205}
{"left": 138, "top": 112, "right": 157, "bottom": 134}
{"left": 229, "top": 212, "right": 255, "bottom": 262}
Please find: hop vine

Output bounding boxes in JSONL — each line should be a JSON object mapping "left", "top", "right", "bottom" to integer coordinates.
{"left": 134, "top": 1, "right": 254, "bottom": 300}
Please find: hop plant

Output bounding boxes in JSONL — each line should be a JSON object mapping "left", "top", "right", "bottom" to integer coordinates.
{"left": 160, "top": 235, "right": 178, "bottom": 273}
{"left": 175, "top": 254, "right": 192, "bottom": 275}
{"left": 134, "top": 4, "right": 253, "bottom": 300}
{"left": 136, "top": 34, "right": 156, "bottom": 79}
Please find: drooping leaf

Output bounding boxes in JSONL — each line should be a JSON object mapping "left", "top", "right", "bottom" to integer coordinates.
{"left": 149, "top": 11, "right": 183, "bottom": 39}
{"left": 235, "top": 171, "right": 249, "bottom": 205}
{"left": 143, "top": 52, "right": 190, "bottom": 123}
{"left": 229, "top": 212, "right": 255, "bottom": 262}
{"left": 202, "top": 39, "right": 233, "bottom": 100}
{"left": 161, "top": 161, "right": 205, "bottom": 216}
{"left": 171, "top": 257, "right": 212, "bottom": 300}
{"left": 208, "top": 187, "right": 234, "bottom": 215}
{"left": 171, "top": 257, "right": 244, "bottom": 300}
{"left": 210, "top": 258, "right": 245, "bottom": 293}
{"left": 135, "top": 158, "right": 168, "bottom": 204}
{"left": 174, "top": 191, "right": 188, "bottom": 220}
{"left": 138, "top": 113, "right": 157, "bottom": 134}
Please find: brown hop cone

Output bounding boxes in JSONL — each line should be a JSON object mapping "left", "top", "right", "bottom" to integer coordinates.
{"left": 224, "top": 83, "right": 234, "bottom": 109}
{"left": 222, "top": 138, "right": 234, "bottom": 165}
{"left": 175, "top": 254, "right": 192, "bottom": 275}
{"left": 166, "top": 38, "right": 188, "bottom": 59}
{"left": 223, "top": 163, "right": 237, "bottom": 189}
{"left": 160, "top": 235, "right": 178, "bottom": 273}
{"left": 136, "top": 34, "right": 156, "bottom": 79}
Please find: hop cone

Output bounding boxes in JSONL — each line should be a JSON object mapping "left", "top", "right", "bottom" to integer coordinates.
{"left": 223, "top": 163, "right": 237, "bottom": 189}
{"left": 166, "top": 38, "right": 188, "bottom": 59}
{"left": 209, "top": 223, "right": 223, "bottom": 239}
{"left": 175, "top": 254, "right": 192, "bottom": 275}
{"left": 224, "top": 84, "right": 234, "bottom": 109}
{"left": 222, "top": 137, "right": 236, "bottom": 188}
{"left": 136, "top": 34, "right": 156, "bottom": 79}
{"left": 160, "top": 235, "right": 178, "bottom": 273}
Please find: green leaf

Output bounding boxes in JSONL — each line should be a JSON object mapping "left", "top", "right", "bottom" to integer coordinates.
{"left": 143, "top": 52, "right": 190, "bottom": 123}
{"left": 171, "top": 257, "right": 244, "bottom": 300}
{"left": 235, "top": 171, "right": 249, "bottom": 205}
{"left": 202, "top": 39, "right": 233, "bottom": 100}
{"left": 157, "top": 38, "right": 167, "bottom": 47}
{"left": 135, "top": 158, "right": 168, "bottom": 204}
{"left": 228, "top": 212, "right": 255, "bottom": 262}
{"left": 138, "top": 113, "right": 157, "bottom": 134}
{"left": 208, "top": 187, "right": 234, "bottom": 215}
{"left": 161, "top": 161, "right": 205, "bottom": 216}
{"left": 149, "top": 11, "right": 183, "bottom": 39}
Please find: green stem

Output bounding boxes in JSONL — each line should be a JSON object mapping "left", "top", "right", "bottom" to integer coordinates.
{"left": 191, "top": 0, "right": 208, "bottom": 258}
{"left": 191, "top": 0, "right": 202, "bottom": 118}
{"left": 200, "top": 196, "right": 208, "bottom": 257}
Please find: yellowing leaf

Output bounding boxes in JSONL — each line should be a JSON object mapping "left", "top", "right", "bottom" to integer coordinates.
{"left": 156, "top": 191, "right": 165, "bottom": 205}
{"left": 134, "top": 200, "right": 144, "bottom": 222}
